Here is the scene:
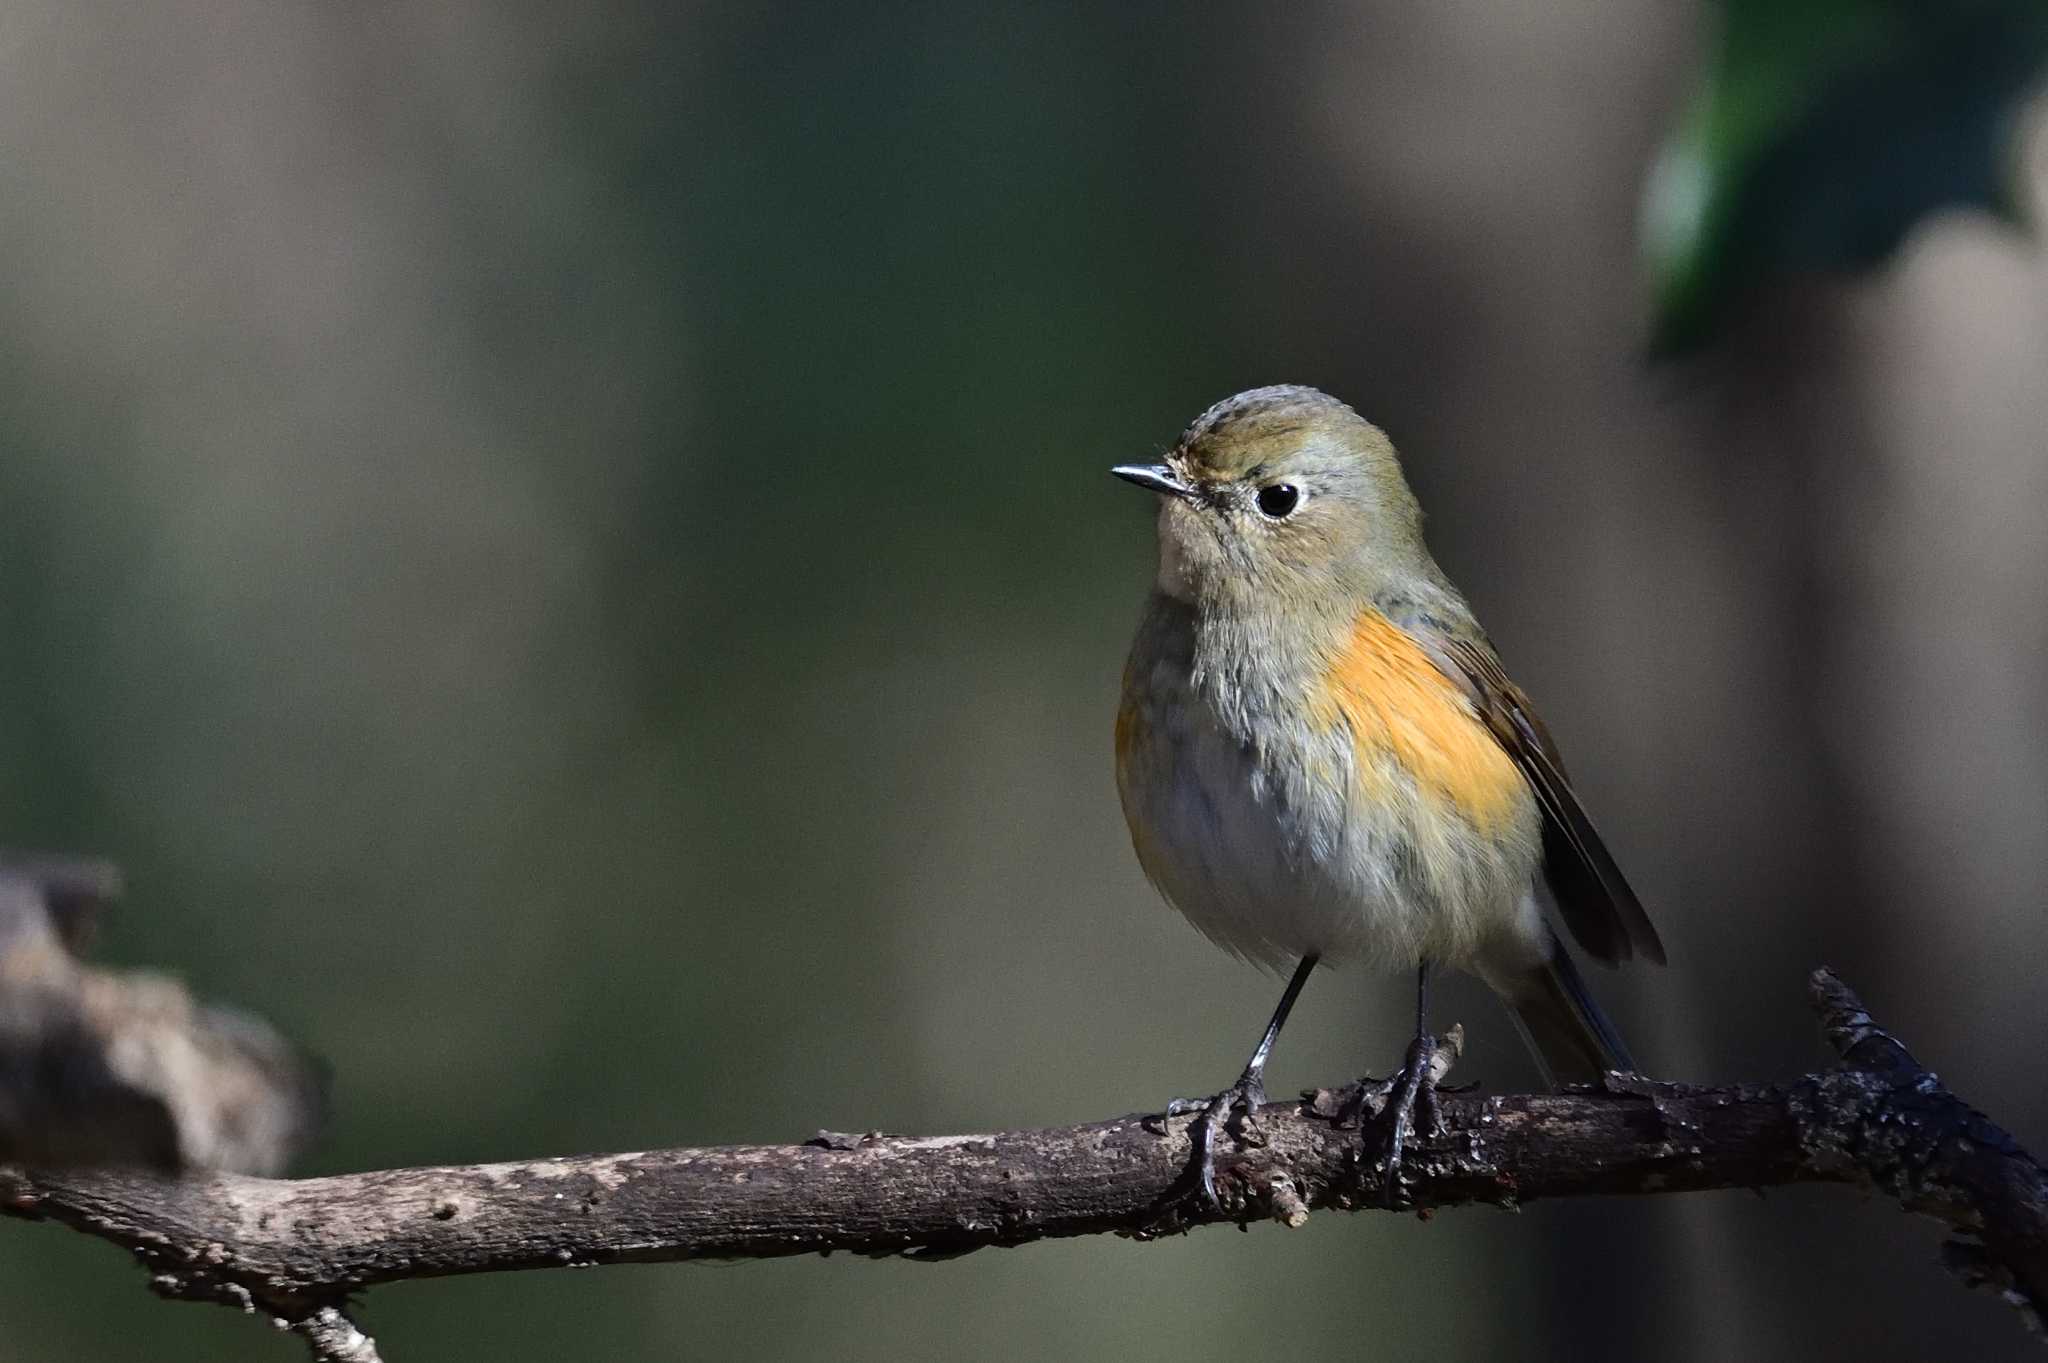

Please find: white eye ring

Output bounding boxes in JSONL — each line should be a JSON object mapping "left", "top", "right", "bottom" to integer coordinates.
{"left": 1253, "top": 482, "right": 1302, "bottom": 519}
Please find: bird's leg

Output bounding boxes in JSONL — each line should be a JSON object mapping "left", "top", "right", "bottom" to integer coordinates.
{"left": 1159, "top": 953, "right": 1318, "bottom": 1209}
{"left": 1376, "top": 960, "right": 1441, "bottom": 1206}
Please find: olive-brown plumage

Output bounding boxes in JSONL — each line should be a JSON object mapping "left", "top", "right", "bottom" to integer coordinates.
{"left": 1112, "top": 385, "right": 1664, "bottom": 1203}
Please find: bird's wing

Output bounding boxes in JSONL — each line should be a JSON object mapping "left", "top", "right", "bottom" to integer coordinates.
{"left": 1419, "top": 632, "right": 1667, "bottom": 967}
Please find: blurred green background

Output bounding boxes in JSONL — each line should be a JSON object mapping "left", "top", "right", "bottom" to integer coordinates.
{"left": 3, "top": 2, "right": 2046, "bottom": 1359}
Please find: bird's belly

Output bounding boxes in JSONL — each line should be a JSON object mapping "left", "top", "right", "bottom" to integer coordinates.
{"left": 1119, "top": 694, "right": 1541, "bottom": 972}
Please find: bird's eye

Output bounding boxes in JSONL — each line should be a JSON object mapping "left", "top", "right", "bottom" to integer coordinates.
{"left": 1254, "top": 483, "right": 1301, "bottom": 519}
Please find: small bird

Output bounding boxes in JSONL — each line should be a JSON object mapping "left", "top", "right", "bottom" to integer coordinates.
{"left": 1113, "top": 385, "right": 1664, "bottom": 1205}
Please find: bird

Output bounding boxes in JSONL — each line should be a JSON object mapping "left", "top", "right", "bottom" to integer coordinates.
{"left": 1111, "top": 384, "right": 1665, "bottom": 1207}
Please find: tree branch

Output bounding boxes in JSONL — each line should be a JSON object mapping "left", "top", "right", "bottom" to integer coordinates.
{"left": 1, "top": 969, "right": 2041, "bottom": 1359}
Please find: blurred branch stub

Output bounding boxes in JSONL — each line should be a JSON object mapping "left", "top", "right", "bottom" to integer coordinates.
{"left": 0, "top": 860, "right": 323, "bottom": 1175}
{"left": 1, "top": 969, "right": 2042, "bottom": 1362}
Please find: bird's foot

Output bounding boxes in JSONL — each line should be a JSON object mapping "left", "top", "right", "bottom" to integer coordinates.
{"left": 1337, "top": 1023, "right": 1464, "bottom": 1209}
{"left": 1379, "top": 1031, "right": 1439, "bottom": 1206}
{"left": 1152, "top": 1069, "right": 1269, "bottom": 1211}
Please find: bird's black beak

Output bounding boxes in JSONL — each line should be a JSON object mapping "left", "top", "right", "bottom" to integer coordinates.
{"left": 1110, "top": 463, "right": 1193, "bottom": 499}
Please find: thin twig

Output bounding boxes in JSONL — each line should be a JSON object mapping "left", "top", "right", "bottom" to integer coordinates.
{"left": 291, "top": 1306, "right": 384, "bottom": 1363}
{"left": 0, "top": 969, "right": 2039, "bottom": 1358}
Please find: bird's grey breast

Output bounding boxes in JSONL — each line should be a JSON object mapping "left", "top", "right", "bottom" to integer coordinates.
{"left": 1118, "top": 593, "right": 1370, "bottom": 965}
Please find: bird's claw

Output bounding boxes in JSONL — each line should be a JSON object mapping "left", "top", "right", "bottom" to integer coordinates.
{"left": 1375, "top": 1031, "right": 1444, "bottom": 1208}
{"left": 1153, "top": 1070, "right": 1268, "bottom": 1211}
{"left": 1142, "top": 1093, "right": 1209, "bottom": 1133}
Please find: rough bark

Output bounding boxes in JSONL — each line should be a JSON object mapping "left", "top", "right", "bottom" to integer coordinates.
{"left": 0, "top": 969, "right": 2040, "bottom": 1361}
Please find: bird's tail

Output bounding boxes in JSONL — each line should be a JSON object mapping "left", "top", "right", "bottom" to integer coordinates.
{"left": 1496, "top": 932, "right": 1637, "bottom": 1086}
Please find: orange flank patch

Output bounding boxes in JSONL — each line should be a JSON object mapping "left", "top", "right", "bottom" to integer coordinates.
{"left": 1113, "top": 694, "right": 1142, "bottom": 777}
{"left": 1308, "top": 611, "right": 1525, "bottom": 832}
